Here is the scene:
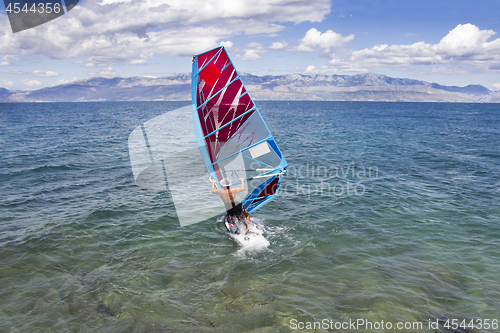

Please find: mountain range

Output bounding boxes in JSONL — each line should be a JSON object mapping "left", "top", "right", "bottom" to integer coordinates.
{"left": 1, "top": 73, "right": 499, "bottom": 103}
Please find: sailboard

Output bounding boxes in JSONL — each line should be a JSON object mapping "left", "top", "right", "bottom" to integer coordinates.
{"left": 192, "top": 46, "right": 287, "bottom": 214}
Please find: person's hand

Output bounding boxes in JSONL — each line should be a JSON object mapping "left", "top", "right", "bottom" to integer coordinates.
{"left": 239, "top": 177, "right": 244, "bottom": 182}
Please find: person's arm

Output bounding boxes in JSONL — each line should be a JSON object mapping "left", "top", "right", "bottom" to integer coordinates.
{"left": 211, "top": 179, "right": 219, "bottom": 194}
{"left": 232, "top": 178, "right": 246, "bottom": 194}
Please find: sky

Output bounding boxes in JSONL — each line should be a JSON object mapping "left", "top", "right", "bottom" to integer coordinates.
{"left": 1, "top": 0, "right": 500, "bottom": 91}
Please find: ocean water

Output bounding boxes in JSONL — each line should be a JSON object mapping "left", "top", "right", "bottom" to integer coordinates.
{"left": 1, "top": 101, "right": 499, "bottom": 332}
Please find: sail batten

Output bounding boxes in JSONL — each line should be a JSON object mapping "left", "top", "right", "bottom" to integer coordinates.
{"left": 192, "top": 46, "right": 287, "bottom": 213}
{"left": 203, "top": 105, "right": 256, "bottom": 139}
{"left": 210, "top": 143, "right": 275, "bottom": 169}
{"left": 196, "top": 75, "right": 240, "bottom": 110}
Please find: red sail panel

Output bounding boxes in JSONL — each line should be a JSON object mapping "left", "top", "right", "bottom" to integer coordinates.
{"left": 213, "top": 52, "right": 230, "bottom": 72}
{"left": 199, "top": 62, "right": 221, "bottom": 87}
{"left": 203, "top": 110, "right": 255, "bottom": 161}
{"left": 205, "top": 133, "right": 219, "bottom": 163}
{"left": 249, "top": 197, "right": 266, "bottom": 204}
{"left": 205, "top": 134, "right": 218, "bottom": 163}
{"left": 217, "top": 109, "right": 254, "bottom": 144}
{"left": 197, "top": 63, "right": 237, "bottom": 108}
{"left": 209, "top": 65, "right": 237, "bottom": 99}
{"left": 197, "top": 48, "right": 221, "bottom": 69}
{"left": 205, "top": 80, "right": 242, "bottom": 116}
{"left": 199, "top": 80, "right": 254, "bottom": 136}
{"left": 257, "top": 177, "right": 280, "bottom": 198}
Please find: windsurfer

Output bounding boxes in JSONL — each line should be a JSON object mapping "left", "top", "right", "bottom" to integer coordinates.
{"left": 212, "top": 177, "right": 250, "bottom": 233}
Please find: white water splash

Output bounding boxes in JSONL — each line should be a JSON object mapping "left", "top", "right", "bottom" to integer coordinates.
{"left": 230, "top": 218, "right": 270, "bottom": 255}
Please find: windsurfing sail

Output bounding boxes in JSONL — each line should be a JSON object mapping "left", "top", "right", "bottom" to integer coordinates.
{"left": 192, "top": 46, "right": 287, "bottom": 213}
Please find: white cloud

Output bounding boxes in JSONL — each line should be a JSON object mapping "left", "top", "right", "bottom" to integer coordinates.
{"left": 1, "top": 80, "right": 14, "bottom": 87}
{"left": 1, "top": 55, "right": 20, "bottom": 65}
{"left": 341, "top": 24, "right": 500, "bottom": 72}
{"left": 241, "top": 43, "right": 266, "bottom": 60}
{"left": 220, "top": 41, "right": 233, "bottom": 49}
{"left": 0, "top": 0, "right": 330, "bottom": 65}
{"left": 435, "top": 24, "right": 496, "bottom": 57}
{"left": 100, "top": 0, "right": 131, "bottom": 4}
{"left": 297, "top": 28, "right": 354, "bottom": 53}
{"left": 9, "top": 69, "right": 60, "bottom": 76}
{"left": 305, "top": 65, "right": 316, "bottom": 73}
{"left": 22, "top": 79, "right": 42, "bottom": 87}
{"left": 87, "top": 66, "right": 118, "bottom": 77}
{"left": 241, "top": 50, "right": 262, "bottom": 61}
{"left": 493, "top": 83, "right": 500, "bottom": 91}
{"left": 270, "top": 40, "right": 288, "bottom": 50}
{"left": 33, "top": 70, "right": 60, "bottom": 77}
{"left": 239, "top": 40, "right": 290, "bottom": 61}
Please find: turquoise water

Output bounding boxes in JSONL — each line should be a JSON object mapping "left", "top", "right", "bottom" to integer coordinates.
{"left": 1, "top": 101, "right": 499, "bottom": 332}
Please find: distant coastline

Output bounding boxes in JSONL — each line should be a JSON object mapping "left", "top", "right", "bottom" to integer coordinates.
{"left": 1, "top": 73, "right": 499, "bottom": 103}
